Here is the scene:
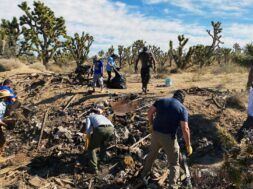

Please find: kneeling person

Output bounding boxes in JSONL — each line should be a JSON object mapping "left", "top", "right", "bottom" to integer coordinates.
{"left": 0, "top": 90, "right": 13, "bottom": 162}
{"left": 84, "top": 104, "right": 114, "bottom": 174}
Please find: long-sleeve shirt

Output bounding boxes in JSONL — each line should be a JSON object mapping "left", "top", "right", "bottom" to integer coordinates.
{"left": 85, "top": 113, "right": 113, "bottom": 134}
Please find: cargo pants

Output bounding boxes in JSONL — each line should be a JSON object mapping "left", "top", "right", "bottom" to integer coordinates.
{"left": 88, "top": 126, "right": 114, "bottom": 171}
{"left": 142, "top": 131, "right": 180, "bottom": 189}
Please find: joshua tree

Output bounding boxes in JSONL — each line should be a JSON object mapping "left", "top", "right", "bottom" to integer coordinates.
{"left": 123, "top": 46, "right": 131, "bottom": 65}
{"left": 0, "top": 17, "right": 20, "bottom": 57}
{"left": 221, "top": 48, "right": 232, "bottom": 64}
{"left": 193, "top": 21, "right": 224, "bottom": 67}
{"left": 118, "top": 45, "right": 124, "bottom": 67}
{"left": 66, "top": 32, "right": 94, "bottom": 67}
{"left": 233, "top": 43, "right": 241, "bottom": 54}
{"left": 207, "top": 21, "right": 224, "bottom": 50}
{"left": 18, "top": 1, "right": 66, "bottom": 66}
{"left": 149, "top": 45, "right": 169, "bottom": 71}
{"left": 106, "top": 45, "right": 115, "bottom": 57}
{"left": 170, "top": 35, "right": 194, "bottom": 70}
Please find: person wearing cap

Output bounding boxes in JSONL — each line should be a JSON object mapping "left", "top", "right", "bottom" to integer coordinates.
{"left": 135, "top": 47, "right": 156, "bottom": 94}
{"left": 92, "top": 55, "right": 104, "bottom": 92}
{"left": 0, "top": 90, "right": 13, "bottom": 162}
{"left": 0, "top": 79, "right": 17, "bottom": 105}
{"left": 141, "top": 90, "right": 192, "bottom": 189}
{"left": 106, "top": 54, "right": 117, "bottom": 84}
{"left": 83, "top": 103, "right": 114, "bottom": 174}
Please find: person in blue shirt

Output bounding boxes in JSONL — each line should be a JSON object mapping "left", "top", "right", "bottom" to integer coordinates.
{"left": 0, "top": 90, "right": 13, "bottom": 162}
{"left": 106, "top": 54, "right": 117, "bottom": 83}
{"left": 141, "top": 90, "right": 192, "bottom": 189}
{"left": 92, "top": 56, "right": 104, "bottom": 92}
{"left": 0, "top": 79, "right": 17, "bottom": 105}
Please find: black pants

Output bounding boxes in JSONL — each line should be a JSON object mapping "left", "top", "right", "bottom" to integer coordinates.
{"left": 141, "top": 67, "right": 151, "bottom": 90}
{"left": 237, "top": 116, "right": 253, "bottom": 142}
{"left": 107, "top": 71, "right": 112, "bottom": 83}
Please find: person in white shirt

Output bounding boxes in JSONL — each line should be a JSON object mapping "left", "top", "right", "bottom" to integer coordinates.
{"left": 237, "top": 86, "right": 253, "bottom": 141}
{"left": 83, "top": 103, "right": 114, "bottom": 174}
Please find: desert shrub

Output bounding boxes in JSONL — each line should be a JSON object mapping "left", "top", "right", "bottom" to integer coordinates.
{"left": 233, "top": 53, "right": 252, "bottom": 67}
{"left": 222, "top": 131, "right": 253, "bottom": 188}
{"left": 28, "top": 62, "right": 46, "bottom": 72}
{"left": 0, "top": 58, "right": 23, "bottom": 71}
{"left": 211, "top": 62, "right": 247, "bottom": 74}
{"left": 47, "top": 61, "right": 76, "bottom": 73}
{"left": 216, "top": 126, "right": 237, "bottom": 149}
{"left": 120, "top": 64, "right": 135, "bottom": 74}
{"left": 18, "top": 55, "right": 37, "bottom": 64}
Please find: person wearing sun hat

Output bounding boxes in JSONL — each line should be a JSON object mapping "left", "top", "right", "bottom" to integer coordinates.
{"left": 0, "top": 90, "right": 13, "bottom": 163}
{"left": 82, "top": 102, "right": 114, "bottom": 174}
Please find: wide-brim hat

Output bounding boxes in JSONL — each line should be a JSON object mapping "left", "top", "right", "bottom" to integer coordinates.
{"left": 97, "top": 55, "right": 103, "bottom": 60}
{"left": 0, "top": 90, "right": 12, "bottom": 98}
{"left": 92, "top": 103, "right": 104, "bottom": 113}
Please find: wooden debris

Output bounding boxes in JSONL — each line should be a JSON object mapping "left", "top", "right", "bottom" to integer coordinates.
{"left": 63, "top": 94, "right": 78, "bottom": 111}
{"left": 157, "top": 169, "right": 169, "bottom": 186}
{"left": 130, "top": 134, "right": 151, "bottom": 149}
{"left": 37, "top": 109, "right": 49, "bottom": 150}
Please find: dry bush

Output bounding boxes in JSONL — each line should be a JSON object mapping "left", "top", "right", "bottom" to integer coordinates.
{"left": 28, "top": 62, "right": 47, "bottom": 72}
{"left": 0, "top": 58, "right": 24, "bottom": 72}
{"left": 155, "top": 72, "right": 169, "bottom": 79}
{"left": 47, "top": 60, "right": 76, "bottom": 73}
{"left": 121, "top": 64, "right": 135, "bottom": 74}
{"left": 221, "top": 132, "right": 253, "bottom": 188}
{"left": 211, "top": 62, "right": 247, "bottom": 75}
{"left": 191, "top": 68, "right": 205, "bottom": 82}
{"left": 216, "top": 126, "right": 237, "bottom": 149}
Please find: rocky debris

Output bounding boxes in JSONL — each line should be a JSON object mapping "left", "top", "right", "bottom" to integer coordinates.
{"left": 0, "top": 73, "right": 251, "bottom": 188}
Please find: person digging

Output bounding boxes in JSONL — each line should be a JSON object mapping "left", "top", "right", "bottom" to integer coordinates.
{"left": 135, "top": 47, "right": 156, "bottom": 94}
{"left": 83, "top": 103, "right": 114, "bottom": 174}
{"left": 0, "top": 90, "right": 14, "bottom": 163}
{"left": 140, "top": 90, "right": 192, "bottom": 189}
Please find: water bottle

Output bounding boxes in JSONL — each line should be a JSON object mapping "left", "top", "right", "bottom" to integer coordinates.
{"left": 165, "top": 78, "right": 172, "bottom": 87}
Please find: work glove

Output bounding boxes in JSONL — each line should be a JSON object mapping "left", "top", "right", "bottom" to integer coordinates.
{"left": 148, "top": 123, "right": 153, "bottom": 133}
{"left": 84, "top": 134, "right": 91, "bottom": 149}
{"left": 186, "top": 145, "right": 193, "bottom": 156}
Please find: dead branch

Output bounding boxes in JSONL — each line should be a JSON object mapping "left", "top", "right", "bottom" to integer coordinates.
{"left": 37, "top": 109, "right": 49, "bottom": 150}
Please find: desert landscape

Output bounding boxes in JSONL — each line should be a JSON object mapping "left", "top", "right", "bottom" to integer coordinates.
{"left": 0, "top": 1, "right": 252, "bottom": 189}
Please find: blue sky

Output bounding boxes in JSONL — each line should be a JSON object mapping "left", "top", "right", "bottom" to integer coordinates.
{"left": 0, "top": 0, "right": 253, "bottom": 54}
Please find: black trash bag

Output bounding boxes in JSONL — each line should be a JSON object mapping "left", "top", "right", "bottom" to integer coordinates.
{"left": 108, "top": 68, "right": 127, "bottom": 89}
